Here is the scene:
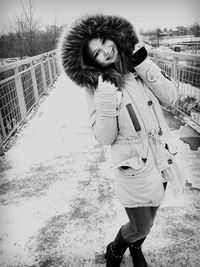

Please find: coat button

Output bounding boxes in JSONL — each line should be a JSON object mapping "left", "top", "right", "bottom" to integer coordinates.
{"left": 148, "top": 100, "right": 153, "bottom": 106}
{"left": 168, "top": 159, "right": 173, "bottom": 165}
{"left": 158, "top": 128, "right": 163, "bottom": 136}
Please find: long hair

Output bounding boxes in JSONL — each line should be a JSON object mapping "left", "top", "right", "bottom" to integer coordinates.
{"left": 82, "top": 37, "right": 135, "bottom": 89}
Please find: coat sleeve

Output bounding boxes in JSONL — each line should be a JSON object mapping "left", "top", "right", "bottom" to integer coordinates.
{"left": 133, "top": 47, "right": 178, "bottom": 106}
{"left": 85, "top": 91, "right": 119, "bottom": 146}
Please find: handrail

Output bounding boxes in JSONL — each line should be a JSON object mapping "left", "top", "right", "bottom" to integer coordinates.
{"left": 0, "top": 50, "right": 56, "bottom": 73}
{"left": 148, "top": 49, "right": 200, "bottom": 132}
{"left": 0, "top": 49, "right": 60, "bottom": 155}
{"left": 147, "top": 49, "right": 200, "bottom": 62}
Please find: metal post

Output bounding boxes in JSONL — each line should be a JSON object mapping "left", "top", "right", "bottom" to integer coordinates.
{"left": 30, "top": 67, "right": 39, "bottom": 101}
{"left": 13, "top": 66, "right": 19, "bottom": 75}
{"left": 172, "top": 57, "right": 179, "bottom": 82}
{"left": 14, "top": 75, "right": 27, "bottom": 119}
{"left": 0, "top": 134, "right": 4, "bottom": 156}
{"left": 0, "top": 111, "right": 5, "bottom": 155}
{"left": 52, "top": 57, "right": 56, "bottom": 81}
{"left": 41, "top": 62, "right": 47, "bottom": 92}
{"left": 0, "top": 109, "right": 6, "bottom": 140}
{"left": 47, "top": 59, "right": 52, "bottom": 85}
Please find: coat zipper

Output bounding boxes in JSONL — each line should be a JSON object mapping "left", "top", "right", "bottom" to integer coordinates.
{"left": 123, "top": 87, "right": 160, "bottom": 173}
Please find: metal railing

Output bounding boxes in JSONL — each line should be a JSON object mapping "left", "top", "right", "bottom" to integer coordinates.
{"left": 0, "top": 48, "right": 199, "bottom": 154}
{"left": 0, "top": 50, "right": 60, "bottom": 154}
{"left": 148, "top": 50, "right": 200, "bottom": 127}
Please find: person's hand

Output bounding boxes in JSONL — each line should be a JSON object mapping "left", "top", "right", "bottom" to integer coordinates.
{"left": 94, "top": 76, "right": 119, "bottom": 117}
{"left": 132, "top": 43, "right": 147, "bottom": 66}
{"left": 96, "top": 76, "right": 117, "bottom": 93}
{"left": 132, "top": 42, "right": 144, "bottom": 54}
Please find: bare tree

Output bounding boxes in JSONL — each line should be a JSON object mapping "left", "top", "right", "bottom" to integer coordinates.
{"left": 8, "top": 14, "right": 26, "bottom": 58}
{"left": 21, "top": 0, "right": 40, "bottom": 56}
{"left": 8, "top": 0, "right": 40, "bottom": 58}
{"left": 0, "top": 1, "right": 63, "bottom": 59}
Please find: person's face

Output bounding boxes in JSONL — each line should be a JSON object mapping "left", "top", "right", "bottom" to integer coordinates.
{"left": 88, "top": 38, "right": 119, "bottom": 67}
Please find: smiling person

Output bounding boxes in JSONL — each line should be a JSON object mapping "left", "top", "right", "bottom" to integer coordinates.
{"left": 88, "top": 38, "right": 119, "bottom": 66}
{"left": 58, "top": 14, "right": 186, "bottom": 267}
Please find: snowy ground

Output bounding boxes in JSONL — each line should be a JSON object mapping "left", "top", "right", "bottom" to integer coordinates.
{"left": 0, "top": 74, "right": 200, "bottom": 267}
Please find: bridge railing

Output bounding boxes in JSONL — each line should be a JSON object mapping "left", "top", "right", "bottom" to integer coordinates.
{"left": 0, "top": 49, "right": 200, "bottom": 154}
{"left": 148, "top": 50, "right": 200, "bottom": 129}
{"left": 0, "top": 50, "right": 60, "bottom": 154}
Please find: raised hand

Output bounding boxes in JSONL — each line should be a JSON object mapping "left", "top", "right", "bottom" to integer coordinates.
{"left": 132, "top": 42, "right": 144, "bottom": 54}
{"left": 97, "top": 76, "right": 117, "bottom": 93}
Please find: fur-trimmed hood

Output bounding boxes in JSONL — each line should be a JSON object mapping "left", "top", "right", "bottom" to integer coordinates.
{"left": 58, "top": 14, "right": 139, "bottom": 93}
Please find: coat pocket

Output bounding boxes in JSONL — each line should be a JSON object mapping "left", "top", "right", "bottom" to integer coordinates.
{"left": 115, "top": 156, "right": 149, "bottom": 177}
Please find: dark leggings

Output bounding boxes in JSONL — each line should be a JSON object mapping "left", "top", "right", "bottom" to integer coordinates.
{"left": 121, "top": 182, "right": 167, "bottom": 243}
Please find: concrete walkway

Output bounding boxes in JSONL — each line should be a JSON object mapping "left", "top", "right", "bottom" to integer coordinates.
{"left": 0, "top": 74, "right": 200, "bottom": 267}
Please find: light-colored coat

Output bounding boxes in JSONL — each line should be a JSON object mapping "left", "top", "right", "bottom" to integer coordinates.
{"left": 86, "top": 57, "right": 186, "bottom": 207}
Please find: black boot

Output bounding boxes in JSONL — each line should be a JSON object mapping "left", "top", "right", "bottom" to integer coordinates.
{"left": 105, "top": 228, "right": 129, "bottom": 267}
{"left": 129, "top": 237, "right": 147, "bottom": 267}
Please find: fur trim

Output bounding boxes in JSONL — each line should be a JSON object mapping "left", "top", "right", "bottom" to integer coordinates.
{"left": 58, "top": 14, "right": 138, "bottom": 93}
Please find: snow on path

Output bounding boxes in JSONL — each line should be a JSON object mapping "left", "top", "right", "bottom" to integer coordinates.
{"left": 0, "top": 74, "right": 127, "bottom": 266}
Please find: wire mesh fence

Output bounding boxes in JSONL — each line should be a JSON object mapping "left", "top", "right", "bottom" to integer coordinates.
{"left": 149, "top": 50, "right": 200, "bottom": 126}
{"left": 21, "top": 70, "right": 36, "bottom": 111}
{"left": 178, "top": 65, "right": 200, "bottom": 124}
{"left": 0, "top": 50, "right": 60, "bottom": 153}
{"left": 0, "top": 78, "right": 21, "bottom": 138}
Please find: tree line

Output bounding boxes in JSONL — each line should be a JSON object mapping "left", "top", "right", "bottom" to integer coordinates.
{"left": 140, "top": 24, "right": 200, "bottom": 38}
{"left": 0, "top": 25, "right": 62, "bottom": 59}
{"left": 0, "top": 0, "right": 63, "bottom": 60}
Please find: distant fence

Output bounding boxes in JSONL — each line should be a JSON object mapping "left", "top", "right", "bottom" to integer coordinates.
{"left": 0, "top": 50, "right": 60, "bottom": 154}
{"left": 148, "top": 50, "right": 200, "bottom": 128}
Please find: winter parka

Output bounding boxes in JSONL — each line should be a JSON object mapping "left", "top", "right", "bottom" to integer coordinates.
{"left": 59, "top": 14, "right": 187, "bottom": 207}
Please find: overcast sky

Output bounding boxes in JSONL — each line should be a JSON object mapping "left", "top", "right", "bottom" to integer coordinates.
{"left": 0, "top": 0, "right": 199, "bottom": 32}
